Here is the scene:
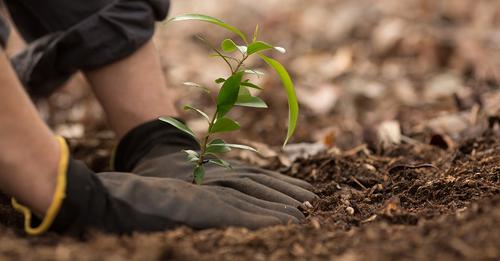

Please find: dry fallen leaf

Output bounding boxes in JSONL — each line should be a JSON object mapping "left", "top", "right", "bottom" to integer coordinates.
{"left": 377, "top": 121, "right": 402, "bottom": 148}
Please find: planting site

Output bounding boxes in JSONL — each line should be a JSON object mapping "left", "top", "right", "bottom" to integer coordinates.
{"left": 0, "top": 0, "right": 499, "bottom": 260}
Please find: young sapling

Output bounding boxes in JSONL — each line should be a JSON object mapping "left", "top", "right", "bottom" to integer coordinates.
{"left": 160, "top": 14, "right": 299, "bottom": 184}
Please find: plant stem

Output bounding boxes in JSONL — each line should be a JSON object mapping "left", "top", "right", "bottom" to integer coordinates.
{"left": 214, "top": 50, "right": 234, "bottom": 72}
{"left": 196, "top": 35, "right": 234, "bottom": 72}
{"left": 198, "top": 54, "right": 245, "bottom": 167}
{"left": 233, "top": 54, "right": 249, "bottom": 73}
{"left": 197, "top": 109, "right": 219, "bottom": 168}
{"left": 194, "top": 50, "right": 248, "bottom": 182}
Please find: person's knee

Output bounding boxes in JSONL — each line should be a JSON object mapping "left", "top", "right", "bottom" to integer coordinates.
{"left": 7, "top": 0, "right": 171, "bottom": 97}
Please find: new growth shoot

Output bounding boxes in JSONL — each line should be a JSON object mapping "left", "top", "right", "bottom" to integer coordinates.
{"left": 161, "top": 14, "right": 299, "bottom": 184}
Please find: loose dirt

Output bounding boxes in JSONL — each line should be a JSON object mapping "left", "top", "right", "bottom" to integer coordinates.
{"left": 1, "top": 0, "right": 499, "bottom": 260}
{"left": 0, "top": 128, "right": 498, "bottom": 260}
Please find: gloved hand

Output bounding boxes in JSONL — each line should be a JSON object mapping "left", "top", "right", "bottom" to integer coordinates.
{"left": 65, "top": 167, "right": 307, "bottom": 233}
{"left": 132, "top": 153, "right": 315, "bottom": 207}
{"left": 113, "top": 119, "right": 317, "bottom": 211}
{"left": 14, "top": 126, "right": 314, "bottom": 236}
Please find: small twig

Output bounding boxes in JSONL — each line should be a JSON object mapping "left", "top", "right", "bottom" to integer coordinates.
{"left": 209, "top": 54, "right": 240, "bottom": 62}
{"left": 400, "top": 135, "right": 422, "bottom": 145}
{"left": 196, "top": 35, "right": 234, "bottom": 72}
{"left": 350, "top": 176, "right": 368, "bottom": 190}
{"left": 361, "top": 214, "right": 377, "bottom": 223}
{"left": 318, "top": 158, "right": 335, "bottom": 170}
{"left": 233, "top": 53, "right": 249, "bottom": 74}
{"left": 343, "top": 144, "right": 369, "bottom": 157}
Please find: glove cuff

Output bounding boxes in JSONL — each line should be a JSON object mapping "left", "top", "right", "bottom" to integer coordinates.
{"left": 112, "top": 118, "right": 200, "bottom": 172}
{"left": 11, "top": 136, "right": 69, "bottom": 236}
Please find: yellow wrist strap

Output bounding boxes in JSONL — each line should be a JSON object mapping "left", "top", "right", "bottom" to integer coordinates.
{"left": 11, "top": 136, "right": 69, "bottom": 236}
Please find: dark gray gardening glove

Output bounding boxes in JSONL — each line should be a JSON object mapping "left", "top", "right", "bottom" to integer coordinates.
{"left": 58, "top": 164, "right": 305, "bottom": 234}
{"left": 14, "top": 137, "right": 305, "bottom": 237}
{"left": 113, "top": 119, "right": 317, "bottom": 211}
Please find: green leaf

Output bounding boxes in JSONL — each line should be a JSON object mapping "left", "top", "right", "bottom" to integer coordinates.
{"left": 215, "top": 78, "right": 226, "bottom": 84}
{"left": 210, "top": 117, "right": 240, "bottom": 133}
{"left": 247, "top": 41, "right": 272, "bottom": 55}
{"left": 236, "top": 95, "right": 268, "bottom": 108}
{"left": 167, "top": 14, "right": 248, "bottom": 43}
{"left": 195, "top": 35, "right": 235, "bottom": 71}
{"left": 221, "top": 39, "right": 238, "bottom": 52}
{"left": 209, "top": 139, "right": 226, "bottom": 145}
{"left": 247, "top": 41, "right": 286, "bottom": 55}
{"left": 243, "top": 69, "right": 265, "bottom": 77}
{"left": 208, "top": 159, "right": 232, "bottom": 169}
{"left": 253, "top": 24, "right": 260, "bottom": 43}
{"left": 235, "top": 86, "right": 267, "bottom": 108}
{"left": 217, "top": 71, "right": 244, "bottom": 117}
{"left": 221, "top": 39, "right": 247, "bottom": 54}
{"left": 193, "top": 165, "right": 205, "bottom": 185}
{"left": 241, "top": 81, "right": 263, "bottom": 90}
{"left": 207, "top": 139, "right": 258, "bottom": 153}
{"left": 183, "top": 82, "right": 210, "bottom": 93}
{"left": 259, "top": 55, "right": 299, "bottom": 146}
{"left": 183, "top": 150, "right": 200, "bottom": 162}
{"left": 238, "top": 85, "right": 251, "bottom": 96}
{"left": 196, "top": 35, "right": 235, "bottom": 71}
{"left": 211, "top": 143, "right": 258, "bottom": 153}
{"left": 206, "top": 139, "right": 232, "bottom": 153}
{"left": 183, "top": 105, "right": 210, "bottom": 122}
{"left": 209, "top": 54, "right": 239, "bottom": 62}
{"left": 159, "top": 117, "right": 199, "bottom": 141}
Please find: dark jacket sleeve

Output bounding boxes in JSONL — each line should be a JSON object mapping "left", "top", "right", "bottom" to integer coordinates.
{"left": 5, "top": 0, "right": 170, "bottom": 97}
{"left": 0, "top": 16, "right": 9, "bottom": 48}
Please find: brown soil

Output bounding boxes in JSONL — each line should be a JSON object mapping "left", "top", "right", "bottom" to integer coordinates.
{"left": 0, "top": 129, "right": 498, "bottom": 260}
{"left": 1, "top": 0, "right": 500, "bottom": 260}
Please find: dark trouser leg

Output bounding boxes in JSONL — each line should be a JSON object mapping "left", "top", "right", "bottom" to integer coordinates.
{"left": 4, "top": 0, "right": 170, "bottom": 97}
{"left": 0, "top": 16, "right": 9, "bottom": 47}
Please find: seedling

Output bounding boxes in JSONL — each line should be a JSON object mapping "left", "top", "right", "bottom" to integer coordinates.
{"left": 160, "top": 14, "right": 298, "bottom": 184}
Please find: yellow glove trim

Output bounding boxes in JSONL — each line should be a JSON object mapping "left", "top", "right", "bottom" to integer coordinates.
{"left": 11, "top": 136, "right": 69, "bottom": 236}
